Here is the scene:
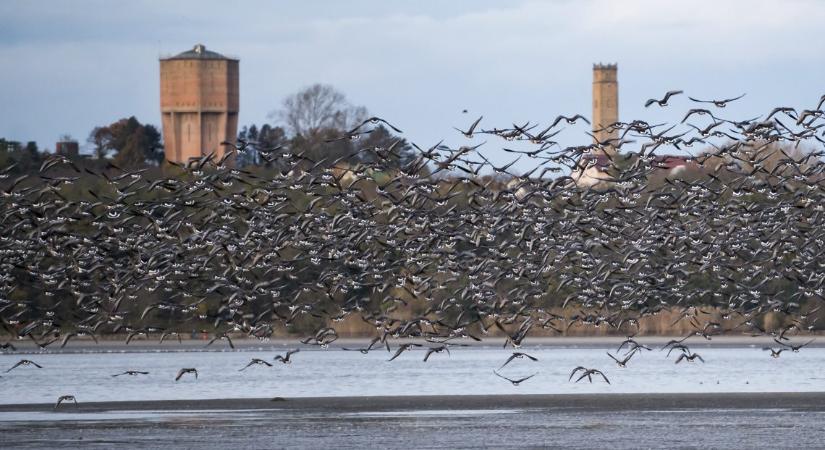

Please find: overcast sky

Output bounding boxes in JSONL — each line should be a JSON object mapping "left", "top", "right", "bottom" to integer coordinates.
{"left": 2, "top": 0, "right": 824, "bottom": 167}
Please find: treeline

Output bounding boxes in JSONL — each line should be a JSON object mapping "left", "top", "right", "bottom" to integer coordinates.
{"left": 1, "top": 84, "right": 415, "bottom": 178}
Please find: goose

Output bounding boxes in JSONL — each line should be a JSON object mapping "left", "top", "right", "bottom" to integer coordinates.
{"left": 688, "top": 93, "right": 746, "bottom": 107}
{"left": 240, "top": 358, "right": 273, "bottom": 371}
{"left": 274, "top": 349, "right": 300, "bottom": 364}
{"left": 112, "top": 370, "right": 149, "bottom": 377}
{"left": 175, "top": 368, "right": 198, "bottom": 381}
{"left": 493, "top": 370, "right": 537, "bottom": 386}
{"left": 54, "top": 395, "right": 77, "bottom": 409}
{"left": 570, "top": 366, "right": 610, "bottom": 384}
{"left": 498, "top": 352, "right": 539, "bottom": 370}
{"left": 6, "top": 359, "right": 43, "bottom": 372}
{"left": 645, "top": 90, "right": 683, "bottom": 107}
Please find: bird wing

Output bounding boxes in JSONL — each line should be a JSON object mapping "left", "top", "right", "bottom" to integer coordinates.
{"left": 60, "top": 333, "right": 75, "bottom": 349}
{"left": 515, "top": 373, "right": 537, "bottom": 383}
{"left": 665, "top": 90, "right": 683, "bottom": 99}
{"left": 468, "top": 116, "right": 483, "bottom": 134}
{"left": 617, "top": 340, "right": 631, "bottom": 352}
{"left": 722, "top": 93, "right": 746, "bottom": 103}
{"left": 387, "top": 346, "right": 406, "bottom": 361}
{"left": 423, "top": 347, "right": 435, "bottom": 362}
{"left": 493, "top": 370, "right": 515, "bottom": 383}
{"left": 575, "top": 372, "right": 591, "bottom": 383}
{"left": 498, "top": 354, "right": 517, "bottom": 370}
{"left": 375, "top": 117, "right": 403, "bottom": 134}
{"left": 569, "top": 366, "right": 586, "bottom": 381}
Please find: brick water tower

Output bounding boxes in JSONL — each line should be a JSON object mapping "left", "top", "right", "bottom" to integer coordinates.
{"left": 592, "top": 63, "right": 618, "bottom": 150}
{"left": 159, "top": 44, "right": 239, "bottom": 165}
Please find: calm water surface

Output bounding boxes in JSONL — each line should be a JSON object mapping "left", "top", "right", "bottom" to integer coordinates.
{"left": 1, "top": 346, "right": 823, "bottom": 404}
{"left": 1, "top": 406, "right": 824, "bottom": 449}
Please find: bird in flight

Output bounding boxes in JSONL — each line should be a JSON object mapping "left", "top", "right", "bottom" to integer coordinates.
{"left": 342, "top": 337, "right": 389, "bottom": 354}
{"left": 606, "top": 350, "right": 638, "bottom": 368}
{"left": 674, "top": 352, "right": 705, "bottom": 364}
{"left": 240, "top": 358, "right": 273, "bottom": 371}
{"left": 617, "top": 337, "right": 651, "bottom": 354}
{"left": 454, "top": 116, "right": 483, "bottom": 138}
{"left": 351, "top": 116, "right": 403, "bottom": 134}
{"left": 645, "top": 90, "right": 683, "bottom": 107}
{"left": 423, "top": 345, "right": 450, "bottom": 362}
{"left": 775, "top": 338, "right": 815, "bottom": 353}
{"left": 493, "top": 370, "right": 537, "bottom": 386}
{"left": 54, "top": 395, "right": 78, "bottom": 409}
{"left": 762, "top": 347, "right": 784, "bottom": 358}
{"left": 569, "top": 366, "right": 610, "bottom": 384}
{"left": 0, "top": 342, "right": 17, "bottom": 352}
{"left": 206, "top": 333, "right": 235, "bottom": 350}
{"left": 274, "top": 349, "right": 300, "bottom": 364}
{"left": 175, "top": 368, "right": 198, "bottom": 381}
{"left": 388, "top": 343, "right": 422, "bottom": 361}
{"left": 549, "top": 114, "right": 590, "bottom": 128}
{"left": 498, "top": 352, "right": 539, "bottom": 370}
{"left": 112, "top": 370, "right": 149, "bottom": 377}
{"left": 688, "top": 93, "right": 746, "bottom": 107}
{"left": 6, "top": 359, "right": 43, "bottom": 372}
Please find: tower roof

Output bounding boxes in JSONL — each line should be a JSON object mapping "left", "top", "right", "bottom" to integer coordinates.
{"left": 161, "top": 44, "right": 238, "bottom": 61}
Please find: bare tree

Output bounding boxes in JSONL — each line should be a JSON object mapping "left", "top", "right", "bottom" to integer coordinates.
{"left": 273, "top": 84, "right": 367, "bottom": 137}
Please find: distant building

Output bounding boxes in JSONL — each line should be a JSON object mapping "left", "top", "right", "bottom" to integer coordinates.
{"left": 574, "top": 63, "right": 619, "bottom": 187}
{"left": 651, "top": 155, "right": 695, "bottom": 176}
{"left": 574, "top": 64, "right": 694, "bottom": 187}
{"left": 55, "top": 140, "right": 79, "bottom": 158}
{"left": 159, "top": 44, "right": 239, "bottom": 165}
{"left": 591, "top": 63, "right": 618, "bottom": 147}
{"left": 575, "top": 153, "right": 696, "bottom": 187}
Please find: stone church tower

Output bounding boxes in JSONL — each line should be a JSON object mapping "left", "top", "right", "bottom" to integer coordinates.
{"left": 592, "top": 63, "right": 618, "bottom": 149}
{"left": 159, "top": 44, "right": 239, "bottom": 165}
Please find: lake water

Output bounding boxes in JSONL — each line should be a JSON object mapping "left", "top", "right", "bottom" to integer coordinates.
{"left": 2, "top": 403, "right": 825, "bottom": 449}
{"left": 1, "top": 345, "right": 823, "bottom": 404}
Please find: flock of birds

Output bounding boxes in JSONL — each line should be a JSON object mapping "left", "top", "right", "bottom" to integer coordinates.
{"left": 2, "top": 91, "right": 825, "bottom": 407}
